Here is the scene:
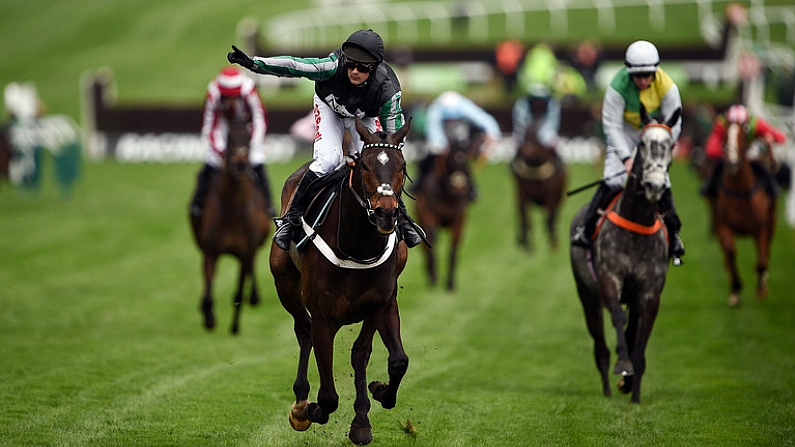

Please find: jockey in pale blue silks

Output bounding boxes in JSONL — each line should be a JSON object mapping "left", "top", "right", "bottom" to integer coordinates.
{"left": 413, "top": 91, "right": 502, "bottom": 201}
{"left": 511, "top": 82, "right": 561, "bottom": 149}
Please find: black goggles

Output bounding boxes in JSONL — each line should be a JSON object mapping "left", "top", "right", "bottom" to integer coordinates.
{"left": 631, "top": 72, "right": 655, "bottom": 79}
{"left": 343, "top": 58, "right": 376, "bottom": 73}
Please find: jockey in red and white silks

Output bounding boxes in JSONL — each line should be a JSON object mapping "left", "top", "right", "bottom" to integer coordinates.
{"left": 190, "top": 66, "right": 276, "bottom": 219}
{"left": 200, "top": 66, "right": 267, "bottom": 168}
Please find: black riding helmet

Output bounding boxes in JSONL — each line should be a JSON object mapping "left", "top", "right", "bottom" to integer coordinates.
{"left": 341, "top": 29, "right": 384, "bottom": 64}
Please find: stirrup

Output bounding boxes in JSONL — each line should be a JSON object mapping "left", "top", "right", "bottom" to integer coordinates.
{"left": 570, "top": 226, "right": 591, "bottom": 248}
{"left": 273, "top": 212, "right": 299, "bottom": 250}
{"left": 669, "top": 234, "right": 685, "bottom": 266}
{"left": 273, "top": 224, "right": 293, "bottom": 250}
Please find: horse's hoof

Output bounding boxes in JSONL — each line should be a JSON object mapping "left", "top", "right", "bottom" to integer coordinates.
{"left": 349, "top": 425, "right": 373, "bottom": 446}
{"left": 613, "top": 360, "right": 634, "bottom": 377}
{"left": 617, "top": 375, "right": 633, "bottom": 394}
{"left": 289, "top": 400, "right": 311, "bottom": 431}
{"left": 728, "top": 294, "right": 741, "bottom": 307}
{"left": 368, "top": 381, "right": 395, "bottom": 409}
{"left": 756, "top": 289, "right": 768, "bottom": 300}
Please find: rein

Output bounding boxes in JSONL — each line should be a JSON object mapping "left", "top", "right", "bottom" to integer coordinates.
{"left": 640, "top": 123, "right": 672, "bottom": 135}
{"left": 595, "top": 192, "right": 664, "bottom": 238}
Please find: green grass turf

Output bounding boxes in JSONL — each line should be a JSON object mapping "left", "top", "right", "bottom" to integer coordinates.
{"left": 1, "top": 156, "right": 794, "bottom": 446}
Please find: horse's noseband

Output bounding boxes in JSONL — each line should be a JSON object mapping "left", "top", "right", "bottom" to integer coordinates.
{"left": 376, "top": 183, "right": 394, "bottom": 197}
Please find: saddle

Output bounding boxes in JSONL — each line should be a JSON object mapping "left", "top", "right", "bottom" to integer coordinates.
{"left": 291, "top": 164, "right": 350, "bottom": 250}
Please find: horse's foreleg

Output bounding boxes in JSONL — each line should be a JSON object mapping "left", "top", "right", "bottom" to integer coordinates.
{"left": 230, "top": 257, "right": 249, "bottom": 335}
{"left": 717, "top": 227, "right": 742, "bottom": 306}
{"left": 271, "top": 250, "right": 313, "bottom": 431}
{"left": 517, "top": 198, "right": 530, "bottom": 250}
{"left": 248, "top": 254, "right": 261, "bottom": 307}
{"left": 627, "top": 292, "right": 661, "bottom": 403}
{"left": 288, "top": 308, "right": 313, "bottom": 431}
{"left": 349, "top": 318, "right": 377, "bottom": 446}
{"left": 576, "top": 282, "right": 610, "bottom": 396}
{"left": 424, "top": 228, "right": 438, "bottom": 287}
{"left": 755, "top": 227, "right": 773, "bottom": 300}
{"left": 200, "top": 254, "right": 218, "bottom": 330}
{"left": 446, "top": 223, "right": 464, "bottom": 291}
{"left": 546, "top": 204, "right": 559, "bottom": 251}
{"left": 599, "top": 277, "right": 633, "bottom": 377}
{"left": 309, "top": 319, "right": 339, "bottom": 425}
{"left": 369, "top": 297, "right": 409, "bottom": 411}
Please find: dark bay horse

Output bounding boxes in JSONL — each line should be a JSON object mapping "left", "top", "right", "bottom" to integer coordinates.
{"left": 269, "top": 117, "right": 411, "bottom": 446}
{"left": 511, "top": 122, "right": 567, "bottom": 251}
{"left": 710, "top": 121, "right": 777, "bottom": 307}
{"left": 570, "top": 108, "right": 680, "bottom": 403}
{"left": 414, "top": 120, "right": 483, "bottom": 290}
{"left": 0, "top": 124, "right": 12, "bottom": 183}
{"left": 190, "top": 115, "right": 271, "bottom": 334}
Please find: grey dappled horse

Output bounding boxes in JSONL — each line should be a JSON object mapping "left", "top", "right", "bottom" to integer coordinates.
{"left": 570, "top": 107, "right": 681, "bottom": 403}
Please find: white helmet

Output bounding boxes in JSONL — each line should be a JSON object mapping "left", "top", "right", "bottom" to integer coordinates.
{"left": 624, "top": 40, "right": 660, "bottom": 74}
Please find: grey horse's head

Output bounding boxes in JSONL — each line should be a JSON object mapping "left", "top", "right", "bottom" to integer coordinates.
{"left": 635, "top": 107, "right": 681, "bottom": 202}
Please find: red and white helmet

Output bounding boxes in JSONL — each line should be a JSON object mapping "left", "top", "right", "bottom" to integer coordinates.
{"left": 725, "top": 104, "right": 749, "bottom": 124}
{"left": 216, "top": 66, "right": 244, "bottom": 96}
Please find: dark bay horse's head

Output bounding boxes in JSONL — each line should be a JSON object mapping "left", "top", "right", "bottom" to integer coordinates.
{"left": 353, "top": 117, "right": 411, "bottom": 234}
{"left": 722, "top": 121, "right": 749, "bottom": 174}
{"left": 517, "top": 121, "right": 555, "bottom": 166}
{"left": 440, "top": 120, "right": 483, "bottom": 198}
{"left": 633, "top": 107, "right": 680, "bottom": 202}
{"left": 225, "top": 118, "right": 251, "bottom": 178}
{"left": 221, "top": 96, "right": 252, "bottom": 178}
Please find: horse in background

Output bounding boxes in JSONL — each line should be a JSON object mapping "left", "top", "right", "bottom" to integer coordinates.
{"left": 190, "top": 114, "right": 271, "bottom": 334}
{"left": 510, "top": 121, "right": 567, "bottom": 252}
{"left": 710, "top": 121, "right": 777, "bottom": 307}
{"left": 0, "top": 124, "right": 11, "bottom": 183}
{"left": 269, "top": 118, "right": 411, "bottom": 446}
{"left": 414, "top": 120, "right": 483, "bottom": 290}
{"left": 570, "top": 107, "right": 681, "bottom": 403}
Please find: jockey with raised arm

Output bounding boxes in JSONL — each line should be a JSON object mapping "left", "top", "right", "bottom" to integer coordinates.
{"left": 227, "top": 29, "right": 424, "bottom": 250}
{"left": 571, "top": 40, "right": 685, "bottom": 263}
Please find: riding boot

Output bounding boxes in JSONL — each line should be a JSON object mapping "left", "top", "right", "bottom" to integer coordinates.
{"left": 571, "top": 182, "right": 617, "bottom": 248}
{"left": 252, "top": 164, "right": 278, "bottom": 218}
{"left": 398, "top": 197, "right": 428, "bottom": 248}
{"left": 658, "top": 188, "right": 685, "bottom": 264}
{"left": 699, "top": 162, "right": 723, "bottom": 198}
{"left": 273, "top": 170, "right": 318, "bottom": 250}
{"left": 190, "top": 164, "right": 217, "bottom": 217}
{"left": 751, "top": 161, "right": 781, "bottom": 198}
